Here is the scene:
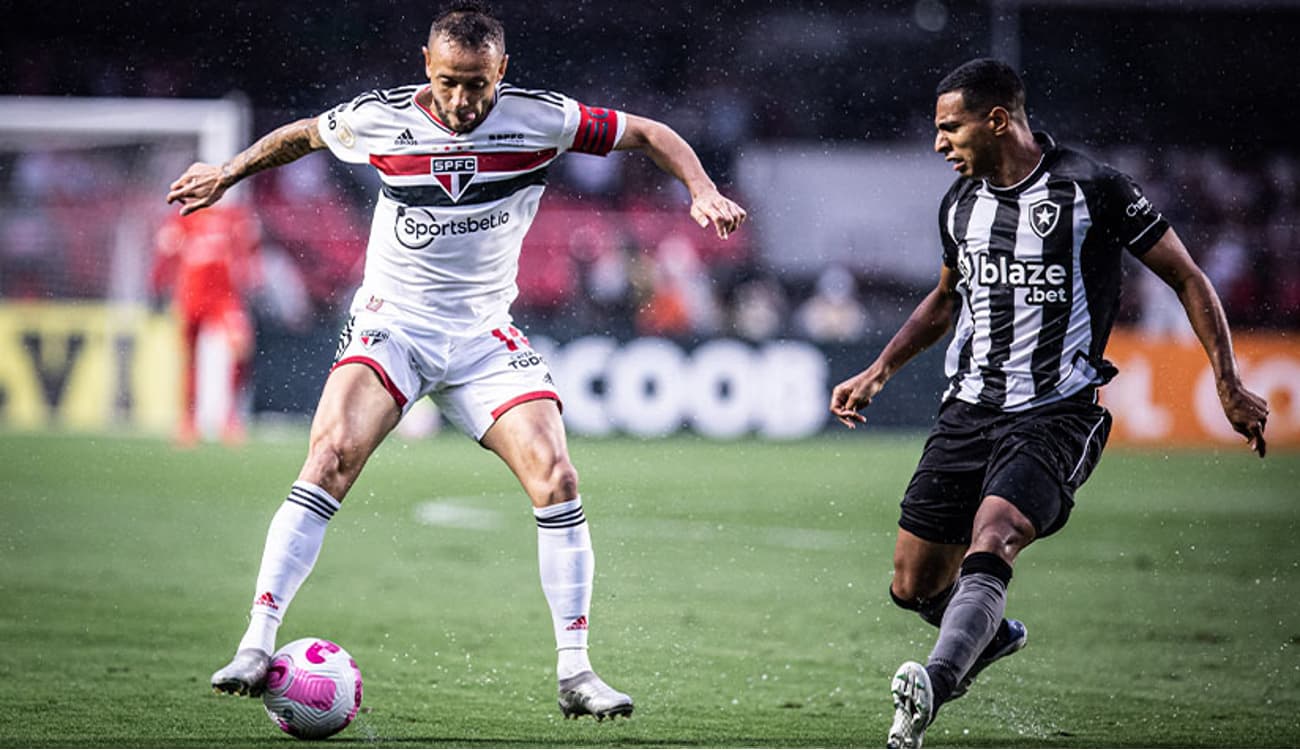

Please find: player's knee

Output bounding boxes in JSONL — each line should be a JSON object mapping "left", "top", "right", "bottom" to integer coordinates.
{"left": 969, "top": 507, "right": 1035, "bottom": 559}
{"left": 518, "top": 440, "right": 578, "bottom": 506}
{"left": 540, "top": 457, "right": 579, "bottom": 505}
{"left": 889, "top": 571, "right": 947, "bottom": 607}
{"left": 304, "top": 429, "right": 365, "bottom": 486}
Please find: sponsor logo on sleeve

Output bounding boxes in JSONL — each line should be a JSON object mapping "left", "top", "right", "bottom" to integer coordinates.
{"left": 326, "top": 111, "right": 357, "bottom": 148}
{"left": 1125, "top": 195, "right": 1152, "bottom": 217}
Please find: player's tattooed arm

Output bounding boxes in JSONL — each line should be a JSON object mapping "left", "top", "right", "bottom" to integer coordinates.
{"left": 220, "top": 118, "right": 325, "bottom": 185}
{"left": 167, "top": 117, "right": 325, "bottom": 215}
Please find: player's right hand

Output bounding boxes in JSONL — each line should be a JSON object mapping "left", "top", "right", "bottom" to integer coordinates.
{"left": 1218, "top": 378, "right": 1269, "bottom": 458}
{"left": 167, "top": 162, "right": 229, "bottom": 215}
{"left": 829, "top": 369, "right": 887, "bottom": 430}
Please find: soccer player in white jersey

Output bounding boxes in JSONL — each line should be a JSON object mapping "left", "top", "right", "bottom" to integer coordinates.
{"left": 167, "top": 1, "right": 745, "bottom": 721}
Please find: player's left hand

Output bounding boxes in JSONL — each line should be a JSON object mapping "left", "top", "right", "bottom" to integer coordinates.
{"left": 1218, "top": 378, "right": 1268, "bottom": 457}
{"left": 690, "top": 188, "right": 747, "bottom": 239}
{"left": 829, "top": 368, "right": 887, "bottom": 429}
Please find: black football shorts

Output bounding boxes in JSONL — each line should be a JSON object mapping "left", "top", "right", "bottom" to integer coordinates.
{"left": 899, "top": 392, "right": 1112, "bottom": 545}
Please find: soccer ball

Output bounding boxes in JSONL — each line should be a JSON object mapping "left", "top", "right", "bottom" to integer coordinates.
{"left": 261, "top": 638, "right": 363, "bottom": 739}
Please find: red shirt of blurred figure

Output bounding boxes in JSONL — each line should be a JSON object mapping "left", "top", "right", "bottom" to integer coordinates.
{"left": 153, "top": 205, "right": 259, "bottom": 321}
{"left": 152, "top": 204, "right": 260, "bottom": 445}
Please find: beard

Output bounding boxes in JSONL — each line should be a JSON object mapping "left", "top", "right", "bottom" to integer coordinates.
{"left": 433, "top": 99, "right": 490, "bottom": 133}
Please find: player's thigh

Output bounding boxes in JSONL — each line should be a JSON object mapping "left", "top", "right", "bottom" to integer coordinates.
{"left": 984, "top": 400, "right": 1112, "bottom": 539}
{"left": 308, "top": 362, "right": 403, "bottom": 461}
{"left": 481, "top": 398, "right": 572, "bottom": 486}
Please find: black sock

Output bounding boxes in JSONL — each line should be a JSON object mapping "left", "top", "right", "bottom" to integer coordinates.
{"left": 890, "top": 581, "right": 957, "bottom": 629}
{"left": 925, "top": 664, "right": 956, "bottom": 713}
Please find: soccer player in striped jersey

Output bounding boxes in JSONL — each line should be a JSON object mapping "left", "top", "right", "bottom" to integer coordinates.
{"left": 828, "top": 58, "right": 1268, "bottom": 748}
{"left": 167, "top": 1, "right": 745, "bottom": 721}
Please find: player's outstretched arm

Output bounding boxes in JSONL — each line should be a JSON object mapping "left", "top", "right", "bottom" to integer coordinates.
{"left": 1139, "top": 228, "right": 1269, "bottom": 457}
{"left": 830, "top": 266, "right": 959, "bottom": 429}
{"left": 613, "top": 114, "right": 746, "bottom": 239}
{"left": 167, "top": 117, "right": 326, "bottom": 216}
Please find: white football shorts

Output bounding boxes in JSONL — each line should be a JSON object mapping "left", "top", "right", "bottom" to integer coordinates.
{"left": 331, "top": 295, "right": 559, "bottom": 441}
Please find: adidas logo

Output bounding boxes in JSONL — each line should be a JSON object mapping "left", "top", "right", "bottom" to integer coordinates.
{"left": 393, "top": 128, "right": 417, "bottom": 146}
{"left": 565, "top": 615, "right": 588, "bottom": 631}
{"left": 254, "top": 591, "right": 279, "bottom": 611}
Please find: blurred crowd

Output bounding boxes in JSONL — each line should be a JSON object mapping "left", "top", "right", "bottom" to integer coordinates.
{"left": 3, "top": 2, "right": 1298, "bottom": 339}
{"left": 1111, "top": 148, "right": 1300, "bottom": 335}
{"left": 2, "top": 140, "right": 1296, "bottom": 342}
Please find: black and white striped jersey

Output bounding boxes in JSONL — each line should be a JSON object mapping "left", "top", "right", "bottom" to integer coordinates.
{"left": 939, "top": 132, "right": 1169, "bottom": 412}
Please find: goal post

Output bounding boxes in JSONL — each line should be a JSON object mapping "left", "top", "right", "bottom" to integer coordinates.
{"left": 0, "top": 95, "right": 252, "bottom": 436}
{"left": 0, "top": 95, "right": 250, "bottom": 166}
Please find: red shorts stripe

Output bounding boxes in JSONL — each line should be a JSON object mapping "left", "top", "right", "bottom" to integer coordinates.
{"left": 332, "top": 356, "right": 409, "bottom": 409}
{"left": 490, "top": 390, "right": 561, "bottom": 421}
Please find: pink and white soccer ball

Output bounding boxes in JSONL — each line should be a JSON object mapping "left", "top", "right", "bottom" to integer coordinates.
{"left": 261, "top": 638, "right": 363, "bottom": 739}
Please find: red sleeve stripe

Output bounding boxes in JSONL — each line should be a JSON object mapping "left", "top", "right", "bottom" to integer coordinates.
{"left": 369, "top": 148, "right": 558, "bottom": 176}
{"left": 572, "top": 103, "right": 619, "bottom": 156}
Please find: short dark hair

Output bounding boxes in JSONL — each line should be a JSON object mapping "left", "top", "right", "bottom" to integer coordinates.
{"left": 430, "top": 1, "right": 505, "bottom": 52}
{"left": 936, "top": 58, "right": 1026, "bottom": 117}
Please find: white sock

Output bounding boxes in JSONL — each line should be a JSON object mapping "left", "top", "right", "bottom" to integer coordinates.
{"left": 236, "top": 481, "right": 340, "bottom": 654}
{"left": 557, "top": 647, "right": 593, "bottom": 679}
{"left": 534, "top": 497, "right": 594, "bottom": 680}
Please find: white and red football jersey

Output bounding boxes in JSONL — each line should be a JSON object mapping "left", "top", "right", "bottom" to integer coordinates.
{"left": 317, "top": 82, "right": 625, "bottom": 331}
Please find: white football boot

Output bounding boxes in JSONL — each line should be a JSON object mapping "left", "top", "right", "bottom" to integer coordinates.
{"left": 557, "top": 670, "right": 634, "bottom": 721}
{"left": 210, "top": 648, "right": 270, "bottom": 696}
{"left": 887, "top": 660, "right": 934, "bottom": 749}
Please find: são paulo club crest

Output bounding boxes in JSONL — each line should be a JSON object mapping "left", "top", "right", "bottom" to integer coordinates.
{"left": 431, "top": 155, "right": 478, "bottom": 202}
{"left": 359, "top": 329, "right": 389, "bottom": 349}
{"left": 1028, "top": 199, "right": 1061, "bottom": 238}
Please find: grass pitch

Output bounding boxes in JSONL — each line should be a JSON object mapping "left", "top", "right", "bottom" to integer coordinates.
{"left": 0, "top": 431, "right": 1297, "bottom": 747}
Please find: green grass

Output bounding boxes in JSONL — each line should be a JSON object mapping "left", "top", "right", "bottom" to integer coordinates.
{"left": 0, "top": 431, "right": 1297, "bottom": 747}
